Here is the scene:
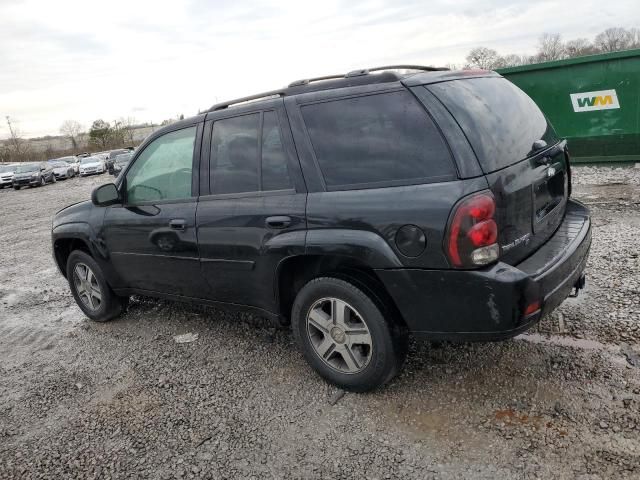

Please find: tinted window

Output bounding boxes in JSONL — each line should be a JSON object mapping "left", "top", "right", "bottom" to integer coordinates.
{"left": 210, "top": 114, "right": 260, "bottom": 194}
{"left": 301, "top": 90, "right": 454, "bottom": 188}
{"left": 427, "top": 78, "right": 559, "bottom": 172}
{"left": 126, "top": 127, "right": 196, "bottom": 204}
{"left": 261, "top": 111, "right": 292, "bottom": 190}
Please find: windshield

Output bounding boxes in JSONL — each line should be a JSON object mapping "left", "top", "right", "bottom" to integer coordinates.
{"left": 115, "top": 153, "right": 132, "bottom": 163}
{"left": 59, "top": 156, "right": 76, "bottom": 162}
{"left": 81, "top": 157, "right": 100, "bottom": 164}
{"left": 15, "top": 163, "right": 39, "bottom": 173}
{"left": 0, "top": 165, "right": 15, "bottom": 173}
{"left": 52, "top": 162, "right": 67, "bottom": 167}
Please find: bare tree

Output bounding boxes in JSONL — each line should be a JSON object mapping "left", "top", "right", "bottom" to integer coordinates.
{"left": 626, "top": 27, "right": 640, "bottom": 48}
{"left": 465, "top": 47, "right": 505, "bottom": 70}
{"left": 4, "top": 116, "right": 31, "bottom": 161}
{"left": 59, "top": 120, "right": 83, "bottom": 150}
{"left": 501, "top": 54, "right": 533, "bottom": 67}
{"left": 594, "top": 27, "right": 634, "bottom": 52}
{"left": 118, "top": 117, "right": 137, "bottom": 145}
{"left": 564, "top": 38, "right": 596, "bottom": 58}
{"left": 536, "top": 33, "right": 566, "bottom": 62}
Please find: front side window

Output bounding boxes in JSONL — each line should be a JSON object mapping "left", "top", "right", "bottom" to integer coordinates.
{"left": 125, "top": 127, "right": 196, "bottom": 204}
{"left": 209, "top": 111, "right": 292, "bottom": 195}
{"left": 301, "top": 90, "right": 455, "bottom": 188}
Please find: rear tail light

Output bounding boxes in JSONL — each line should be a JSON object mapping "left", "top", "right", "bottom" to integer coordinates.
{"left": 446, "top": 191, "right": 500, "bottom": 268}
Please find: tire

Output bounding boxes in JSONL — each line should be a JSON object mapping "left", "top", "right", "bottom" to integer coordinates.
{"left": 13, "top": 186, "right": 19, "bottom": 190}
{"left": 66, "top": 250, "right": 128, "bottom": 322}
{"left": 52, "top": 174, "right": 57, "bottom": 183}
{"left": 292, "top": 277, "right": 407, "bottom": 392}
{"left": 39, "top": 176, "right": 45, "bottom": 186}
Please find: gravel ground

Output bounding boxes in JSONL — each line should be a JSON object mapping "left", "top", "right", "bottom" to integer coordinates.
{"left": 0, "top": 166, "right": 639, "bottom": 479}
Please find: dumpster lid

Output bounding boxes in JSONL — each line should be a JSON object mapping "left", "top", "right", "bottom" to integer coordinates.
{"left": 496, "top": 48, "right": 640, "bottom": 75}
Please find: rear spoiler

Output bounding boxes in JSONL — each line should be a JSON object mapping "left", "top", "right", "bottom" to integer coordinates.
{"left": 402, "top": 70, "right": 501, "bottom": 87}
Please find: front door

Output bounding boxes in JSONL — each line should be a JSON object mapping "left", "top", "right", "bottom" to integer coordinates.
{"left": 102, "top": 123, "right": 208, "bottom": 297}
{"left": 197, "top": 104, "right": 307, "bottom": 313}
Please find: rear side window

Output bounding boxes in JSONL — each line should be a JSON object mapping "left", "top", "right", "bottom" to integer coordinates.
{"left": 210, "top": 114, "right": 260, "bottom": 194}
{"left": 210, "top": 111, "right": 292, "bottom": 195}
{"left": 427, "top": 77, "right": 559, "bottom": 172}
{"left": 301, "top": 90, "right": 455, "bottom": 189}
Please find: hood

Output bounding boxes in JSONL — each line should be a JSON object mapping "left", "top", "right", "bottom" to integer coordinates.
{"left": 80, "top": 161, "right": 101, "bottom": 168}
{"left": 53, "top": 200, "right": 92, "bottom": 228}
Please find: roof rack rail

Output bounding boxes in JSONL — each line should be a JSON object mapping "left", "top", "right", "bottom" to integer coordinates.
{"left": 288, "top": 73, "right": 345, "bottom": 88}
{"left": 209, "top": 65, "right": 450, "bottom": 112}
{"left": 346, "top": 65, "right": 449, "bottom": 77}
{"left": 209, "top": 89, "right": 286, "bottom": 111}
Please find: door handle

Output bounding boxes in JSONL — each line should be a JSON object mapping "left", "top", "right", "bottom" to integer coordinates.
{"left": 169, "top": 219, "right": 186, "bottom": 231}
{"left": 265, "top": 216, "right": 291, "bottom": 229}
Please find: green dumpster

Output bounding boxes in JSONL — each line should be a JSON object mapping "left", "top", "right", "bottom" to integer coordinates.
{"left": 497, "top": 49, "right": 640, "bottom": 164}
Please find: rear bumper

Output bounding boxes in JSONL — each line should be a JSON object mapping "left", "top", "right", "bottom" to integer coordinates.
{"left": 376, "top": 199, "right": 591, "bottom": 341}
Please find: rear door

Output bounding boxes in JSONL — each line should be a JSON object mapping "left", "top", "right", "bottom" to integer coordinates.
{"left": 197, "top": 99, "right": 307, "bottom": 312}
{"left": 426, "top": 77, "right": 568, "bottom": 265}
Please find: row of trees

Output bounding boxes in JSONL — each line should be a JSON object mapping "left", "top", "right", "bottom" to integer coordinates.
{"left": 465, "top": 27, "right": 640, "bottom": 70}
{"left": 1, "top": 114, "right": 185, "bottom": 164}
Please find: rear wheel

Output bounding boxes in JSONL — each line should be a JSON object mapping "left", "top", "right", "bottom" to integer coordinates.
{"left": 66, "top": 250, "right": 128, "bottom": 322}
{"left": 292, "top": 277, "right": 407, "bottom": 392}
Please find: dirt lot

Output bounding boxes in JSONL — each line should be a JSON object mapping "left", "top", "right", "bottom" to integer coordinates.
{"left": 1, "top": 166, "right": 639, "bottom": 479}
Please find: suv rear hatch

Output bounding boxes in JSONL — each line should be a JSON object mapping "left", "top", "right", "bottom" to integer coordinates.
{"left": 426, "top": 76, "right": 569, "bottom": 265}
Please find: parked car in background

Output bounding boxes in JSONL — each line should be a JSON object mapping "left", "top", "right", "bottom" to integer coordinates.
{"left": 0, "top": 164, "right": 18, "bottom": 188}
{"left": 110, "top": 152, "right": 133, "bottom": 176}
{"left": 51, "top": 161, "right": 76, "bottom": 180}
{"left": 92, "top": 152, "right": 109, "bottom": 163}
{"left": 51, "top": 67, "right": 591, "bottom": 392}
{"left": 106, "top": 149, "right": 131, "bottom": 172}
{"left": 13, "top": 162, "right": 55, "bottom": 189}
{"left": 78, "top": 156, "right": 105, "bottom": 176}
{"left": 50, "top": 156, "right": 80, "bottom": 174}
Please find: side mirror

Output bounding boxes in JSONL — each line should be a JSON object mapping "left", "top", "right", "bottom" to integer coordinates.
{"left": 91, "top": 183, "right": 120, "bottom": 207}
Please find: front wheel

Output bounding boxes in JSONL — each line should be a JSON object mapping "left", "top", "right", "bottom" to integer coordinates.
{"left": 39, "top": 176, "right": 46, "bottom": 186}
{"left": 66, "top": 250, "right": 128, "bottom": 322}
{"left": 51, "top": 174, "right": 57, "bottom": 183}
{"left": 13, "top": 186, "right": 20, "bottom": 190}
{"left": 292, "top": 277, "right": 407, "bottom": 392}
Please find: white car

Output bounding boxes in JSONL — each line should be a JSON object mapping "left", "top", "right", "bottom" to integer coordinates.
{"left": 57, "top": 156, "right": 80, "bottom": 174}
{"left": 0, "top": 164, "right": 18, "bottom": 189}
{"left": 79, "top": 156, "right": 105, "bottom": 176}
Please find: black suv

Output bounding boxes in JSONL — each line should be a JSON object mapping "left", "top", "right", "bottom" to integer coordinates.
{"left": 52, "top": 66, "right": 591, "bottom": 391}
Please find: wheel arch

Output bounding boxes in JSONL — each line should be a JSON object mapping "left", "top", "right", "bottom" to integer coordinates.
{"left": 275, "top": 254, "right": 407, "bottom": 330}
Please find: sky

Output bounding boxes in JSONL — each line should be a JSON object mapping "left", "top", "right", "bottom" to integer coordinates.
{"left": 0, "top": 0, "right": 638, "bottom": 139}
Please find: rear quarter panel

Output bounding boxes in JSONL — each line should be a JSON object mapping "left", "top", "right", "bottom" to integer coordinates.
{"left": 306, "top": 177, "right": 488, "bottom": 269}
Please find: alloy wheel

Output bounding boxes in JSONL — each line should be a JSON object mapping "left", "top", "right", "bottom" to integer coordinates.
{"left": 73, "top": 263, "right": 102, "bottom": 311}
{"left": 306, "top": 297, "right": 373, "bottom": 374}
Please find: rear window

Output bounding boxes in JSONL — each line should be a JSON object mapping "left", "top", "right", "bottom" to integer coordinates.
{"left": 301, "top": 90, "right": 455, "bottom": 189}
{"left": 427, "top": 78, "right": 558, "bottom": 172}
